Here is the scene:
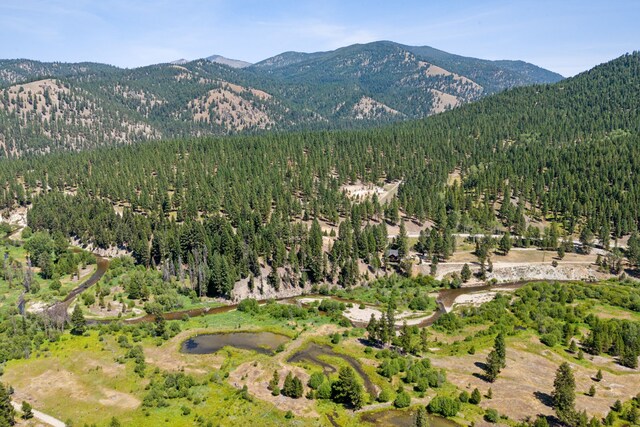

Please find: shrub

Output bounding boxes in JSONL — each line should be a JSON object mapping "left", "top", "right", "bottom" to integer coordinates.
{"left": 393, "top": 391, "right": 411, "bottom": 408}
{"left": 540, "top": 333, "right": 558, "bottom": 347}
{"left": 470, "top": 388, "right": 482, "bottom": 404}
{"left": 237, "top": 298, "right": 260, "bottom": 314}
{"left": 308, "top": 372, "right": 325, "bottom": 390}
{"left": 428, "top": 396, "right": 461, "bottom": 417}
{"left": 484, "top": 408, "right": 499, "bottom": 423}
{"left": 377, "top": 389, "right": 391, "bottom": 402}
{"left": 316, "top": 381, "right": 332, "bottom": 399}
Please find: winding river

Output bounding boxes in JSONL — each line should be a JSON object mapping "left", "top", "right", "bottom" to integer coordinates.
{"left": 45, "top": 256, "right": 109, "bottom": 321}
{"left": 287, "top": 342, "right": 377, "bottom": 396}
{"left": 94, "top": 279, "right": 555, "bottom": 326}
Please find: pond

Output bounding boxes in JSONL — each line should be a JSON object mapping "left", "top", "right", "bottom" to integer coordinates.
{"left": 181, "top": 331, "right": 290, "bottom": 355}
{"left": 360, "top": 408, "right": 460, "bottom": 427}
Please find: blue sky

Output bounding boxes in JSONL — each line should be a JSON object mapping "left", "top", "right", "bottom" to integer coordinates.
{"left": 0, "top": 0, "right": 637, "bottom": 76}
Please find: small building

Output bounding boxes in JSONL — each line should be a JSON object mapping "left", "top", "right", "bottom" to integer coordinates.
{"left": 386, "top": 248, "right": 400, "bottom": 263}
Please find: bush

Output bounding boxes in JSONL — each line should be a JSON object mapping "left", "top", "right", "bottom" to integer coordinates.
{"left": 428, "top": 396, "right": 461, "bottom": 417}
{"left": 316, "top": 381, "right": 332, "bottom": 399}
{"left": 308, "top": 372, "right": 325, "bottom": 390}
{"left": 237, "top": 298, "right": 260, "bottom": 314}
{"left": 470, "top": 388, "right": 482, "bottom": 404}
{"left": 22, "top": 226, "right": 32, "bottom": 238}
{"left": 377, "top": 389, "right": 391, "bottom": 402}
{"left": 459, "top": 391, "right": 470, "bottom": 403}
{"left": 540, "top": 333, "right": 558, "bottom": 347}
{"left": 393, "top": 391, "right": 411, "bottom": 408}
{"left": 484, "top": 408, "right": 499, "bottom": 423}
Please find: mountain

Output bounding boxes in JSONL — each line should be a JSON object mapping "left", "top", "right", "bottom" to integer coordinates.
{"left": 0, "top": 41, "right": 564, "bottom": 157}
{"left": 0, "top": 59, "right": 118, "bottom": 86}
{"left": 1, "top": 52, "right": 637, "bottom": 280}
{"left": 206, "top": 55, "right": 252, "bottom": 69}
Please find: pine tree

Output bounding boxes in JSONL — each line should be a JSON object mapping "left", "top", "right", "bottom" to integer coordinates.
{"left": 0, "top": 382, "right": 16, "bottom": 426}
{"left": 499, "top": 232, "right": 512, "bottom": 255}
{"left": 553, "top": 362, "right": 576, "bottom": 425}
{"left": 268, "top": 370, "right": 279, "bottom": 392}
{"left": 495, "top": 333, "right": 506, "bottom": 368}
{"left": 331, "top": 366, "right": 364, "bottom": 409}
{"left": 595, "top": 369, "right": 603, "bottom": 382}
{"left": 415, "top": 405, "right": 429, "bottom": 427}
{"left": 283, "top": 372, "right": 294, "bottom": 397}
{"left": 366, "top": 313, "right": 378, "bottom": 342}
{"left": 397, "top": 220, "right": 409, "bottom": 260}
{"left": 485, "top": 350, "right": 502, "bottom": 382}
{"left": 70, "top": 304, "right": 86, "bottom": 335}
{"left": 461, "top": 263, "right": 471, "bottom": 282}
{"left": 292, "top": 376, "right": 304, "bottom": 398}
{"left": 470, "top": 388, "right": 482, "bottom": 404}
{"left": 620, "top": 346, "right": 639, "bottom": 368}
{"left": 485, "top": 333, "right": 506, "bottom": 382}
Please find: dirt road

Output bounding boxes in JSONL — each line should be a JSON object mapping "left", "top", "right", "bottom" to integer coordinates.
{"left": 11, "top": 401, "right": 66, "bottom": 427}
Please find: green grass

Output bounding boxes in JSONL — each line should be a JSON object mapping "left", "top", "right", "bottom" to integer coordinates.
{"left": 4, "top": 326, "right": 319, "bottom": 427}
{"left": 591, "top": 303, "right": 640, "bottom": 322}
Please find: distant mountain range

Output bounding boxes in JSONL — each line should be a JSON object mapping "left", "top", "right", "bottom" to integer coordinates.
{"left": 205, "top": 55, "right": 252, "bottom": 69}
{"left": 0, "top": 41, "right": 564, "bottom": 157}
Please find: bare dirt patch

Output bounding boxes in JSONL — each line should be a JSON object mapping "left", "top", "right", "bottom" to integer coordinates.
{"left": 343, "top": 305, "right": 435, "bottom": 327}
{"left": 228, "top": 362, "right": 317, "bottom": 418}
{"left": 449, "top": 289, "right": 516, "bottom": 310}
{"left": 98, "top": 387, "right": 140, "bottom": 409}
{"left": 430, "top": 89, "right": 461, "bottom": 114}
{"left": 351, "top": 96, "right": 402, "bottom": 120}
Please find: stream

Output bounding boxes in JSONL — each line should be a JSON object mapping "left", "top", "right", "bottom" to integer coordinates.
{"left": 287, "top": 342, "right": 377, "bottom": 396}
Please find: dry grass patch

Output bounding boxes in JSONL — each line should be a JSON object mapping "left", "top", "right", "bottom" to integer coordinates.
{"left": 431, "top": 337, "right": 640, "bottom": 421}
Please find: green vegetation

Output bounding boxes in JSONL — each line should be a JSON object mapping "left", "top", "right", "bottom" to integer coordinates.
{"left": 0, "top": 44, "right": 639, "bottom": 427}
{"left": 484, "top": 333, "right": 506, "bottom": 382}
{"left": 0, "top": 382, "right": 15, "bottom": 426}
{"left": 0, "top": 53, "right": 637, "bottom": 304}
{"left": 330, "top": 366, "right": 365, "bottom": 410}
{"left": 553, "top": 362, "right": 576, "bottom": 426}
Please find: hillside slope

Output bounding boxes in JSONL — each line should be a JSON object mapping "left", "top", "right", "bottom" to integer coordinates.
{"left": 0, "top": 41, "right": 564, "bottom": 157}
{"left": 0, "top": 53, "right": 637, "bottom": 294}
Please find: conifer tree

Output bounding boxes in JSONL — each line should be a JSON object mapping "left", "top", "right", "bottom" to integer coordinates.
{"left": 553, "top": 362, "right": 576, "bottom": 425}
{"left": 70, "top": 304, "right": 86, "bottom": 335}
{"left": 0, "top": 382, "right": 15, "bottom": 426}
{"left": 485, "top": 333, "right": 506, "bottom": 382}
{"left": 415, "top": 406, "right": 428, "bottom": 427}
{"left": 331, "top": 366, "right": 364, "bottom": 409}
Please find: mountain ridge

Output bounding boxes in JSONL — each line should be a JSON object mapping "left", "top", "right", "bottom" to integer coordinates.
{"left": 0, "top": 41, "right": 566, "bottom": 157}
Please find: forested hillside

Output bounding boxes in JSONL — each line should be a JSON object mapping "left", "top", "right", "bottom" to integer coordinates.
{"left": 0, "top": 52, "right": 636, "bottom": 299}
{"left": 0, "top": 41, "right": 562, "bottom": 157}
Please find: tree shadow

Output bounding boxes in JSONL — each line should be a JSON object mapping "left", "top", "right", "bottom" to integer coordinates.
{"left": 357, "top": 338, "right": 383, "bottom": 349}
{"left": 473, "top": 361, "right": 491, "bottom": 382}
{"left": 474, "top": 361, "right": 488, "bottom": 371}
{"left": 534, "top": 391, "right": 554, "bottom": 408}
